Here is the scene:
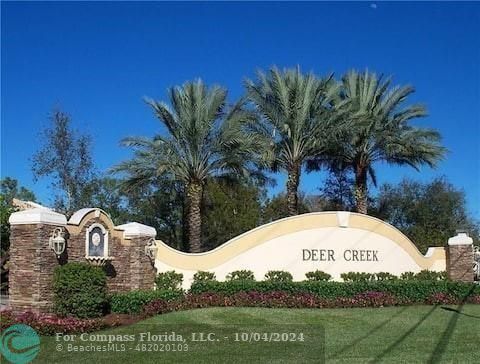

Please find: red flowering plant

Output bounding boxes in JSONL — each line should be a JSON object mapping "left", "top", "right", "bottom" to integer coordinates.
{"left": 184, "top": 292, "right": 231, "bottom": 309}
{"left": 335, "top": 291, "right": 399, "bottom": 308}
{"left": 0, "top": 310, "right": 105, "bottom": 335}
{"left": 467, "top": 295, "right": 480, "bottom": 304}
{"left": 142, "top": 299, "right": 172, "bottom": 317}
{"left": 425, "top": 292, "right": 459, "bottom": 305}
{"left": 231, "top": 291, "right": 329, "bottom": 309}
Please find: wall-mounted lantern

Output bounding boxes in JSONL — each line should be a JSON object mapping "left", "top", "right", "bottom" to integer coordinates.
{"left": 145, "top": 238, "right": 158, "bottom": 261}
{"left": 49, "top": 227, "right": 66, "bottom": 257}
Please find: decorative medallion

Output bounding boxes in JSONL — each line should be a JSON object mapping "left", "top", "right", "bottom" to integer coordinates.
{"left": 86, "top": 224, "right": 108, "bottom": 258}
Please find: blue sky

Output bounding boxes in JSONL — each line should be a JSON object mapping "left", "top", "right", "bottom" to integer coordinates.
{"left": 1, "top": 2, "right": 479, "bottom": 217}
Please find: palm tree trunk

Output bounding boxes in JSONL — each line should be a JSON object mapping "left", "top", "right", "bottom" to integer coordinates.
{"left": 186, "top": 181, "right": 203, "bottom": 253}
{"left": 286, "top": 164, "right": 301, "bottom": 216}
{"left": 354, "top": 166, "right": 368, "bottom": 214}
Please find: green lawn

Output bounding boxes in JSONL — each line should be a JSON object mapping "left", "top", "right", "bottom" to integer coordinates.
{"left": 35, "top": 305, "right": 480, "bottom": 363}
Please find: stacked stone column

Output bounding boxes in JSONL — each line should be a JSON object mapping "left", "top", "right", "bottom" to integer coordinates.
{"left": 8, "top": 208, "right": 67, "bottom": 313}
{"left": 447, "top": 232, "right": 474, "bottom": 282}
{"left": 8, "top": 207, "right": 159, "bottom": 313}
{"left": 116, "top": 222, "right": 158, "bottom": 290}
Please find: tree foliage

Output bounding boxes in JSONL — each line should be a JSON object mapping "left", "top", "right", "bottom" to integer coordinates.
{"left": 319, "top": 168, "right": 355, "bottom": 211}
{"left": 32, "top": 109, "right": 95, "bottom": 216}
{"left": 316, "top": 70, "right": 446, "bottom": 214}
{"left": 202, "top": 179, "right": 264, "bottom": 250}
{"left": 261, "top": 193, "right": 310, "bottom": 224}
{"left": 371, "top": 177, "right": 479, "bottom": 252}
{"left": 11, "top": 69, "right": 472, "bottom": 261}
{"left": 0, "top": 178, "right": 36, "bottom": 293}
{"left": 245, "top": 66, "right": 342, "bottom": 216}
{"left": 114, "top": 80, "right": 262, "bottom": 252}
{"left": 125, "top": 178, "right": 186, "bottom": 251}
{"left": 89, "top": 177, "right": 130, "bottom": 225}
{"left": 0, "top": 177, "right": 36, "bottom": 203}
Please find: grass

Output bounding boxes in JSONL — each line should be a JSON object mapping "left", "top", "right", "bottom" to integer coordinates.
{"left": 35, "top": 305, "right": 480, "bottom": 363}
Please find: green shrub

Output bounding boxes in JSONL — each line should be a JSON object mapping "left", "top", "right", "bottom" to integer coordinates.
{"left": 53, "top": 262, "right": 107, "bottom": 318}
{"left": 110, "top": 290, "right": 183, "bottom": 314}
{"left": 305, "top": 270, "right": 332, "bottom": 282}
{"left": 264, "top": 270, "right": 293, "bottom": 282}
{"left": 193, "top": 271, "right": 216, "bottom": 283}
{"left": 414, "top": 270, "right": 447, "bottom": 281}
{"left": 400, "top": 272, "right": 416, "bottom": 280}
{"left": 226, "top": 270, "right": 255, "bottom": 281}
{"left": 190, "top": 279, "right": 258, "bottom": 295}
{"left": 189, "top": 280, "right": 480, "bottom": 303}
{"left": 155, "top": 271, "right": 183, "bottom": 291}
{"left": 400, "top": 270, "right": 447, "bottom": 281}
{"left": 341, "top": 272, "right": 376, "bottom": 282}
{"left": 375, "top": 272, "right": 398, "bottom": 281}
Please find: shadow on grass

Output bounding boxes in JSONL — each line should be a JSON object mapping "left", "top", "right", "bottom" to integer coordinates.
{"left": 369, "top": 287, "right": 476, "bottom": 364}
{"left": 369, "top": 305, "right": 438, "bottom": 363}
{"left": 427, "top": 287, "right": 477, "bottom": 364}
{"left": 440, "top": 306, "right": 480, "bottom": 319}
{"left": 330, "top": 306, "right": 410, "bottom": 360}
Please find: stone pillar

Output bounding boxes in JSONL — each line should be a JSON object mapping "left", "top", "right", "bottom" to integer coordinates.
{"left": 116, "top": 222, "right": 158, "bottom": 290}
{"left": 8, "top": 208, "right": 67, "bottom": 313}
{"left": 447, "top": 232, "right": 474, "bottom": 282}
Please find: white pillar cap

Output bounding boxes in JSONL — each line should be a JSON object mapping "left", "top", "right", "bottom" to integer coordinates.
{"left": 337, "top": 211, "right": 350, "bottom": 228}
{"left": 448, "top": 233, "right": 473, "bottom": 246}
{"left": 9, "top": 208, "right": 67, "bottom": 226}
{"left": 116, "top": 222, "right": 157, "bottom": 239}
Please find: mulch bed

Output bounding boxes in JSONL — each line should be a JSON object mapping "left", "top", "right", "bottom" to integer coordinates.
{"left": 102, "top": 313, "right": 143, "bottom": 327}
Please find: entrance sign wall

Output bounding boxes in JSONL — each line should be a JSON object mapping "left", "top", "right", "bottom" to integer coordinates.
{"left": 8, "top": 207, "right": 157, "bottom": 313}
{"left": 154, "top": 212, "right": 447, "bottom": 289}
{"left": 8, "top": 206, "right": 474, "bottom": 313}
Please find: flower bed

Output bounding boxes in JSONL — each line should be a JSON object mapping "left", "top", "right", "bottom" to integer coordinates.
{"left": 109, "top": 289, "right": 183, "bottom": 314}
{"left": 189, "top": 280, "right": 480, "bottom": 303}
{"left": 2, "top": 288, "right": 479, "bottom": 335}
{"left": 0, "top": 310, "right": 106, "bottom": 335}
{"left": 137, "top": 290, "right": 397, "bottom": 317}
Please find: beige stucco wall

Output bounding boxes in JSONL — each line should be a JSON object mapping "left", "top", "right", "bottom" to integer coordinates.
{"left": 154, "top": 212, "right": 446, "bottom": 289}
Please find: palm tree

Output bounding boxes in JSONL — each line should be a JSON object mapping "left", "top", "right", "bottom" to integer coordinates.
{"left": 324, "top": 70, "right": 446, "bottom": 214}
{"left": 113, "top": 80, "right": 259, "bottom": 253}
{"left": 245, "top": 66, "right": 341, "bottom": 216}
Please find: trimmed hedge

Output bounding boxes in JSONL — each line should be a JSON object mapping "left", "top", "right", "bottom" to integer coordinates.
{"left": 155, "top": 271, "right": 184, "bottom": 291}
{"left": 339, "top": 271, "right": 447, "bottom": 282}
{"left": 189, "top": 280, "right": 480, "bottom": 302}
{"left": 110, "top": 289, "right": 183, "bottom": 314}
{"left": 264, "top": 270, "right": 293, "bottom": 282}
{"left": 305, "top": 270, "right": 332, "bottom": 282}
{"left": 193, "top": 271, "right": 216, "bottom": 283}
{"left": 53, "top": 262, "right": 107, "bottom": 318}
{"left": 341, "top": 272, "right": 376, "bottom": 282}
{"left": 226, "top": 270, "right": 255, "bottom": 281}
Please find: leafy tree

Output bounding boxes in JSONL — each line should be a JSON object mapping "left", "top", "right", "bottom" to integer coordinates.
{"left": 302, "top": 194, "right": 328, "bottom": 213}
{"left": 0, "top": 178, "right": 36, "bottom": 293}
{"left": 89, "top": 177, "right": 130, "bottom": 225}
{"left": 114, "top": 80, "right": 261, "bottom": 252}
{"left": 126, "top": 178, "right": 186, "bottom": 251}
{"left": 261, "top": 193, "right": 310, "bottom": 224}
{"left": 0, "top": 177, "right": 36, "bottom": 203}
{"left": 319, "top": 70, "right": 446, "bottom": 214}
{"left": 32, "top": 109, "right": 95, "bottom": 216}
{"left": 202, "top": 179, "right": 264, "bottom": 250}
{"left": 245, "top": 66, "right": 341, "bottom": 216}
{"left": 371, "top": 177, "right": 479, "bottom": 253}
{"left": 0, "top": 195, "right": 14, "bottom": 293}
{"left": 319, "top": 167, "right": 355, "bottom": 211}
